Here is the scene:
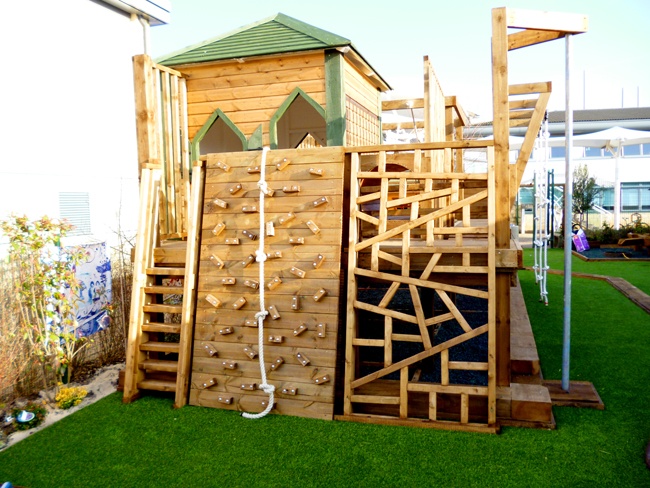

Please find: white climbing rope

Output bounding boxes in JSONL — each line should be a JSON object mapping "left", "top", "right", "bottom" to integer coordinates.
{"left": 242, "top": 146, "right": 275, "bottom": 419}
{"left": 532, "top": 115, "right": 550, "bottom": 305}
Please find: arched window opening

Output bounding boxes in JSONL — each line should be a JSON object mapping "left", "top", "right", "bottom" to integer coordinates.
{"left": 275, "top": 94, "right": 326, "bottom": 149}
{"left": 200, "top": 116, "right": 245, "bottom": 154}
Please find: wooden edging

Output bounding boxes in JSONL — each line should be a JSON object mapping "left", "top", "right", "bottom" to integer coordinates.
{"left": 522, "top": 267, "right": 650, "bottom": 315}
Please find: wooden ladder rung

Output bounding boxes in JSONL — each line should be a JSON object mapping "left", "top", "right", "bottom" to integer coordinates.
{"left": 142, "top": 322, "right": 181, "bottom": 334}
{"left": 137, "top": 378, "right": 176, "bottom": 392}
{"left": 143, "top": 304, "right": 183, "bottom": 314}
{"left": 146, "top": 267, "right": 186, "bottom": 276}
{"left": 140, "top": 341, "right": 180, "bottom": 353}
{"left": 140, "top": 359, "right": 179, "bottom": 373}
{"left": 143, "top": 285, "right": 185, "bottom": 294}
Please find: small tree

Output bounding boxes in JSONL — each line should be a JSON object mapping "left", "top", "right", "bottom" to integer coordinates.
{"left": 0, "top": 215, "right": 89, "bottom": 390}
{"left": 572, "top": 164, "right": 599, "bottom": 230}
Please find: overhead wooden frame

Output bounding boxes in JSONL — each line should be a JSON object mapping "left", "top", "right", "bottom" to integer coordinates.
{"left": 490, "top": 7, "right": 588, "bottom": 387}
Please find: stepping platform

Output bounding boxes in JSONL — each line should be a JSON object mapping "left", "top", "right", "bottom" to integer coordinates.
{"left": 510, "top": 282, "right": 540, "bottom": 376}
{"left": 542, "top": 380, "right": 604, "bottom": 409}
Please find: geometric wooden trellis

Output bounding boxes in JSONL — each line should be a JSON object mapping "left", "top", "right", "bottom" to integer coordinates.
{"left": 342, "top": 143, "right": 498, "bottom": 433}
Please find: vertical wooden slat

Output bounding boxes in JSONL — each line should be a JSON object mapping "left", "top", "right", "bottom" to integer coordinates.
{"left": 441, "top": 349, "right": 449, "bottom": 386}
{"left": 170, "top": 73, "right": 183, "bottom": 236}
{"left": 460, "top": 393, "right": 469, "bottom": 424}
{"left": 179, "top": 77, "right": 191, "bottom": 234}
{"left": 429, "top": 392, "right": 437, "bottom": 421}
{"left": 384, "top": 316, "right": 392, "bottom": 366}
{"left": 372, "top": 151, "right": 388, "bottom": 271}
{"left": 344, "top": 152, "right": 361, "bottom": 416}
{"left": 161, "top": 71, "right": 176, "bottom": 235}
{"left": 400, "top": 367, "right": 408, "bottom": 419}
{"left": 487, "top": 146, "right": 498, "bottom": 425}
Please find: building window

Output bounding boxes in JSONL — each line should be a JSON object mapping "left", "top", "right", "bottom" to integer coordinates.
{"left": 621, "top": 183, "right": 650, "bottom": 211}
{"left": 550, "top": 146, "right": 565, "bottom": 159}
{"left": 59, "top": 192, "right": 91, "bottom": 236}
{"left": 623, "top": 144, "right": 641, "bottom": 157}
{"left": 584, "top": 146, "right": 602, "bottom": 158}
{"left": 595, "top": 187, "right": 614, "bottom": 211}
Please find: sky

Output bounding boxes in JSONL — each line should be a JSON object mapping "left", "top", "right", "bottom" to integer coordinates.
{"left": 150, "top": 0, "right": 650, "bottom": 121}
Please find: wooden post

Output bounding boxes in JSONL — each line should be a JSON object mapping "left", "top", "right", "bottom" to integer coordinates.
{"left": 133, "top": 55, "right": 160, "bottom": 176}
{"left": 491, "top": 7, "right": 512, "bottom": 387}
{"left": 174, "top": 161, "right": 205, "bottom": 408}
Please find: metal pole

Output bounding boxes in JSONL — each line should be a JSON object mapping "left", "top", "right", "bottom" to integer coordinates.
{"left": 550, "top": 169, "right": 555, "bottom": 248}
{"left": 562, "top": 34, "right": 574, "bottom": 392}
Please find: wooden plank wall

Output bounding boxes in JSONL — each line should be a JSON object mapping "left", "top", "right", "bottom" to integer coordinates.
{"left": 180, "top": 53, "right": 327, "bottom": 146}
{"left": 190, "top": 147, "right": 345, "bottom": 420}
{"left": 343, "top": 58, "right": 381, "bottom": 146}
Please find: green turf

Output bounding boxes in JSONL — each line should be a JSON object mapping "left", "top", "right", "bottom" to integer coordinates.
{"left": 1, "top": 267, "right": 650, "bottom": 487}
{"left": 525, "top": 247, "right": 650, "bottom": 295}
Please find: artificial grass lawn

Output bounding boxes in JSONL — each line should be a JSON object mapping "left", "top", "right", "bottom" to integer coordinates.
{"left": 525, "top": 247, "right": 650, "bottom": 295}
{"left": 1, "top": 269, "right": 649, "bottom": 487}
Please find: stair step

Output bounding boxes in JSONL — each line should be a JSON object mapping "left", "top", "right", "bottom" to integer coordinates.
{"left": 140, "top": 359, "right": 179, "bottom": 373}
{"left": 143, "top": 303, "right": 183, "bottom": 314}
{"left": 142, "top": 322, "right": 181, "bottom": 334}
{"left": 146, "top": 267, "right": 186, "bottom": 276}
{"left": 140, "top": 341, "right": 179, "bottom": 353}
{"left": 137, "top": 379, "right": 176, "bottom": 392}
{"left": 144, "top": 285, "right": 185, "bottom": 295}
{"left": 510, "top": 383, "right": 553, "bottom": 423}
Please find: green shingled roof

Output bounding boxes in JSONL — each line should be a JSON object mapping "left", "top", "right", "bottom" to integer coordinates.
{"left": 158, "top": 13, "right": 353, "bottom": 65}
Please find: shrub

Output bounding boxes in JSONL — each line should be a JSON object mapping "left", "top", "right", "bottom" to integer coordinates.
{"left": 12, "top": 401, "right": 47, "bottom": 431}
{"left": 55, "top": 386, "right": 88, "bottom": 410}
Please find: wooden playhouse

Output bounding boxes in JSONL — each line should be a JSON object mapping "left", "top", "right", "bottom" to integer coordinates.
{"left": 123, "top": 8, "right": 588, "bottom": 433}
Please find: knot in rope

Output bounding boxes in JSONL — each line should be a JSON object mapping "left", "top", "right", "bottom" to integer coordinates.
{"left": 257, "top": 180, "right": 270, "bottom": 194}
{"left": 255, "top": 249, "right": 267, "bottom": 263}
{"left": 255, "top": 310, "right": 269, "bottom": 321}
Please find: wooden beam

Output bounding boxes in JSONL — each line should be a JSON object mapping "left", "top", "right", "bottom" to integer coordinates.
{"left": 509, "top": 99, "right": 538, "bottom": 110}
{"left": 509, "top": 82, "right": 552, "bottom": 95}
{"left": 346, "top": 140, "right": 493, "bottom": 153}
{"left": 505, "top": 8, "right": 588, "bottom": 33}
{"left": 382, "top": 122, "right": 416, "bottom": 131}
{"left": 508, "top": 29, "right": 565, "bottom": 51}
{"left": 445, "top": 96, "right": 469, "bottom": 127}
{"left": 510, "top": 109, "right": 534, "bottom": 120}
{"left": 382, "top": 99, "right": 424, "bottom": 111}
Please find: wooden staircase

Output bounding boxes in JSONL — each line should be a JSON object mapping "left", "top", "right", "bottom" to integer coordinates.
{"left": 123, "top": 163, "right": 205, "bottom": 408}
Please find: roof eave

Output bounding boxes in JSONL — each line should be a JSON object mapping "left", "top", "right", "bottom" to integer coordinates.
{"left": 341, "top": 45, "right": 391, "bottom": 92}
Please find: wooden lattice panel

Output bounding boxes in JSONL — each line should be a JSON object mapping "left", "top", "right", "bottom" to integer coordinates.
{"left": 190, "top": 147, "right": 345, "bottom": 420}
{"left": 343, "top": 146, "right": 498, "bottom": 432}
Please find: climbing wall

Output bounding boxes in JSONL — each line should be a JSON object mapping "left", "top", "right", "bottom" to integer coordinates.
{"left": 190, "top": 147, "right": 345, "bottom": 420}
